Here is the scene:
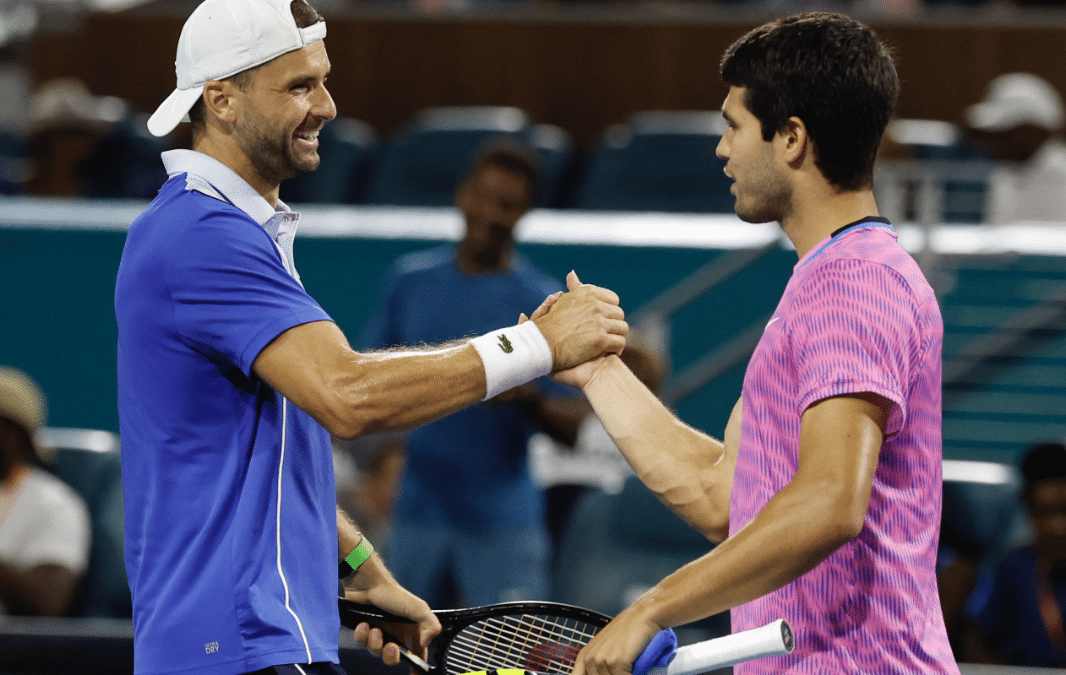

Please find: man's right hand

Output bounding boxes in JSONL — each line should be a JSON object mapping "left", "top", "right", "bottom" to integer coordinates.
{"left": 533, "top": 271, "right": 627, "bottom": 371}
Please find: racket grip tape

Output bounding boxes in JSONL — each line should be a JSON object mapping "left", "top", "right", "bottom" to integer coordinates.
{"left": 650, "top": 620, "right": 794, "bottom": 675}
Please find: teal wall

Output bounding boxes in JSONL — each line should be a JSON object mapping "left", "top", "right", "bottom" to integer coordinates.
{"left": 7, "top": 223, "right": 1066, "bottom": 465}
{"left": 0, "top": 226, "right": 791, "bottom": 438}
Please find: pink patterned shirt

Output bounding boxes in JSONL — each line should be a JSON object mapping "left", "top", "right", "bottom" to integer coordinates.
{"left": 730, "top": 220, "right": 959, "bottom": 674}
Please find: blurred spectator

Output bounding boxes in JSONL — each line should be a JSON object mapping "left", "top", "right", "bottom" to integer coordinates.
{"left": 961, "top": 440, "right": 1066, "bottom": 667}
{"left": 24, "top": 77, "right": 128, "bottom": 197}
{"left": 964, "top": 72, "right": 1066, "bottom": 224}
{"left": 0, "top": 367, "right": 91, "bottom": 616}
{"left": 535, "top": 330, "right": 666, "bottom": 548}
{"left": 333, "top": 432, "right": 408, "bottom": 561}
{"left": 360, "top": 138, "right": 588, "bottom": 608}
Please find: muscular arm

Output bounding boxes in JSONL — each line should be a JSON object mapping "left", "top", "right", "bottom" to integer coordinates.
{"left": 576, "top": 355, "right": 737, "bottom": 541}
{"left": 253, "top": 273, "right": 626, "bottom": 440}
{"left": 572, "top": 392, "right": 890, "bottom": 675}
{"left": 254, "top": 320, "right": 484, "bottom": 439}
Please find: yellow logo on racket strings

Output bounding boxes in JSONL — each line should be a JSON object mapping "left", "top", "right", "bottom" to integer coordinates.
{"left": 497, "top": 334, "right": 514, "bottom": 353}
{"left": 459, "top": 670, "right": 530, "bottom": 675}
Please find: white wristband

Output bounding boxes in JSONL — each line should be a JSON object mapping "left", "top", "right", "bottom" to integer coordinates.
{"left": 469, "top": 321, "right": 553, "bottom": 400}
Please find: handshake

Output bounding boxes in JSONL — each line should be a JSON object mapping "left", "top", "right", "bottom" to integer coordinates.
{"left": 470, "top": 270, "right": 628, "bottom": 400}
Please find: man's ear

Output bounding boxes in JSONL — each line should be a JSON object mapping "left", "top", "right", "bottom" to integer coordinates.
{"left": 202, "top": 80, "right": 239, "bottom": 128}
{"left": 779, "top": 116, "right": 809, "bottom": 168}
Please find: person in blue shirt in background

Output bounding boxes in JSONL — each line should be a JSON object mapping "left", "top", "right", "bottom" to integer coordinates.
{"left": 361, "top": 139, "right": 590, "bottom": 608}
{"left": 962, "top": 440, "right": 1066, "bottom": 668}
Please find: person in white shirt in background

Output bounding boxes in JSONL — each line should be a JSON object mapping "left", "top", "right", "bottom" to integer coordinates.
{"left": 964, "top": 72, "right": 1066, "bottom": 225}
{"left": 0, "top": 367, "right": 90, "bottom": 616}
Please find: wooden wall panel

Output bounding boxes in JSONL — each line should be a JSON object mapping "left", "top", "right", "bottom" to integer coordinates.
{"left": 29, "top": 11, "right": 1066, "bottom": 148}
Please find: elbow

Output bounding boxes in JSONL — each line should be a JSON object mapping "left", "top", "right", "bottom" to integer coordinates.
{"left": 823, "top": 516, "right": 863, "bottom": 550}
{"left": 323, "top": 412, "right": 382, "bottom": 441}
{"left": 816, "top": 491, "right": 868, "bottom": 550}
{"left": 647, "top": 479, "right": 731, "bottom": 545}
{"left": 325, "top": 419, "right": 365, "bottom": 441}
{"left": 702, "top": 520, "right": 730, "bottom": 545}
{"left": 317, "top": 391, "right": 378, "bottom": 440}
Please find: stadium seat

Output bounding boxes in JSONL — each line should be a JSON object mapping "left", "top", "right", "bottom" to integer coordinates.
{"left": 881, "top": 118, "right": 993, "bottom": 223}
{"left": 525, "top": 121, "right": 577, "bottom": 209}
{"left": 940, "top": 459, "right": 1027, "bottom": 569}
{"left": 37, "top": 427, "right": 131, "bottom": 619}
{"left": 573, "top": 110, "right": 733, "bottom": 213}
{"left": 281, "top": 116, "right": 381, "bottom": 205}
{"left": 366, "top": 106, "right": 574, "bottom": 208}
{"left": 552, "top": 476, "right": 728, "bottom": 644}
{"left": 0, "top": 128, "right": 31, "bottom": 195}
{"left": 79, "top": 113, "right": 171, "bottom": 200}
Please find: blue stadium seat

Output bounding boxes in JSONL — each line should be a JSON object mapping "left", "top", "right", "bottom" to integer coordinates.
{"left": 552, "top": 476, "right": 728, "bottom": 644}
{"left": 366, "top": 106, "right": 573, "bottom": 208}
{"left": 80, "top": 113, "right": 171, "bottom": 200}
{"left": 573, "top": 111, "right": 733, "bottom": 213}
{"left": 281, "top": 116, "right": 381, "bottom": 205}
{"left": 0, "top": 129, "right": 31, "bottom": 195}
{"left": 526, "top": 121, "right": 576, "bottom": 209}
{"left": 38, "top": 428, "right": 131, "bottom": 619}
{"left": 940, "top": 459, "right": 1027, "bottom": 569}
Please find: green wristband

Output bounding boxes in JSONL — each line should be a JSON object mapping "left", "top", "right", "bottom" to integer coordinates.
{"left": 340, "top": 536, "right": 375, "bottom": 578}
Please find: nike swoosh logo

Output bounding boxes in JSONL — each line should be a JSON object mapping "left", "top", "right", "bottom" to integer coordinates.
{"left": 765, "top": 317, "right": 781, "bottom": 329}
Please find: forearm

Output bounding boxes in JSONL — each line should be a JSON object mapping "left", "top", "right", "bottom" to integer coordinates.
{"left": 582, "top": 355, "right": 732, "bottom": 540}
{"left": 633, "top": 395, "right": 886, "bottom": 629}
{"left": 331, "top": 345, "right": 486, "bottom": 438}
{"left": 0, "top": 560, "right": 80, "bottom": 616}
{"left": 337, "top": 506, "right": 364, "bottom": 558}
{"left": 255, "top": 321, "right": 487, "bottom": 440}
{"left": 629, "top": 478, "right": 857, "bottom": 629}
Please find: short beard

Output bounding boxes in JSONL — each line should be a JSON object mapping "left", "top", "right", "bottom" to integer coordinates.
{"left": 237, "top": 109, "right": 320, "bottom": 186}
{"left": 734, "top": 167, "right": 790, "bottom": 225}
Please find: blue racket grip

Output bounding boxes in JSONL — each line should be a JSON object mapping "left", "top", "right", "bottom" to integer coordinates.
{"left": 632, "top": 629, "right": 678, "bottom": 675}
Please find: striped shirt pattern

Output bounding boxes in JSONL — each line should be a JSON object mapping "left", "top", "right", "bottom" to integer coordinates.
{"left": 730, "top": 222, "right": 960, "bottom": 674}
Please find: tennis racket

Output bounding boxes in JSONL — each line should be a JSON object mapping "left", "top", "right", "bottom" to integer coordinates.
{"left": 339, "top": 598, "right": 609, "bottom": 675}
{"left": 339, "top": 598, "right": 794, "bottom": 675}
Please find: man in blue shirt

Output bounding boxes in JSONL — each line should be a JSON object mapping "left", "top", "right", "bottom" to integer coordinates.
{"left": 114, "top": 2, "right": 627, "bottom": 674}
{"left": 963, "top": 441, "right": 1066, "bottom": 668}
{"left": 362, "top": 141, "right": 588, "bottom": 608}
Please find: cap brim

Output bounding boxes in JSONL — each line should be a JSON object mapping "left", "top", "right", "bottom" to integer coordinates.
{"left": 147, "top": 86, "right": 204, "bottom": 137}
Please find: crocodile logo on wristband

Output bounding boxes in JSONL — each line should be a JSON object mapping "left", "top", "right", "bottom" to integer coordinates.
{"left": 497, "top": 334, "right": 514, "bottom": 353}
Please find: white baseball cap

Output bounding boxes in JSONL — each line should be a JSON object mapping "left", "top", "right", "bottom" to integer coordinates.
{"left": 965, "top": 72, "right": 1065, "bottom": 133}
{"left": 147, "top": 0, "right": 327, "bottom": 137}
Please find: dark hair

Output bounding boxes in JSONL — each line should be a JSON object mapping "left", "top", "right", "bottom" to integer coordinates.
{"left": 720, "top": 12, "right": 899, "bottom": 191}
{"left": 1021, "top": 441, "right": 1066, "bottom": 499}
{"left": 189, "top": 0, "right": 323, "bottom": 133}
{"left": 289, "top": 0, "right": 323, "bottom": 27}
{"left": 460, "top": 137, "right": 541, "bottom": 200}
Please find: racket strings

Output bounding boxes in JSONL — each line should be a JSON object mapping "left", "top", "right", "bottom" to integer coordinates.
{"left": 444, "top": 614, "right": 601, "bottom": 675}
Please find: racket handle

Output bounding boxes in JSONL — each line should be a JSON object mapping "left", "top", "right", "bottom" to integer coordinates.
{"left": 393, "top": 643, "right": 432, "bottom": 674}
{"left": 653, "top": 620, "right": 794, "bottom": 675}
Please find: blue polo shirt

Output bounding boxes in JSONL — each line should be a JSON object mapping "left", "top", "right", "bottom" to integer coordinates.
{"left": 116, "top": 150, "right": 337, "bottom": 675}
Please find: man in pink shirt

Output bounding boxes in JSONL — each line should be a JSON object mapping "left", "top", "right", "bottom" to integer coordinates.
{"left": 545, "top": 12, "right": 960, "bottom": 675}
